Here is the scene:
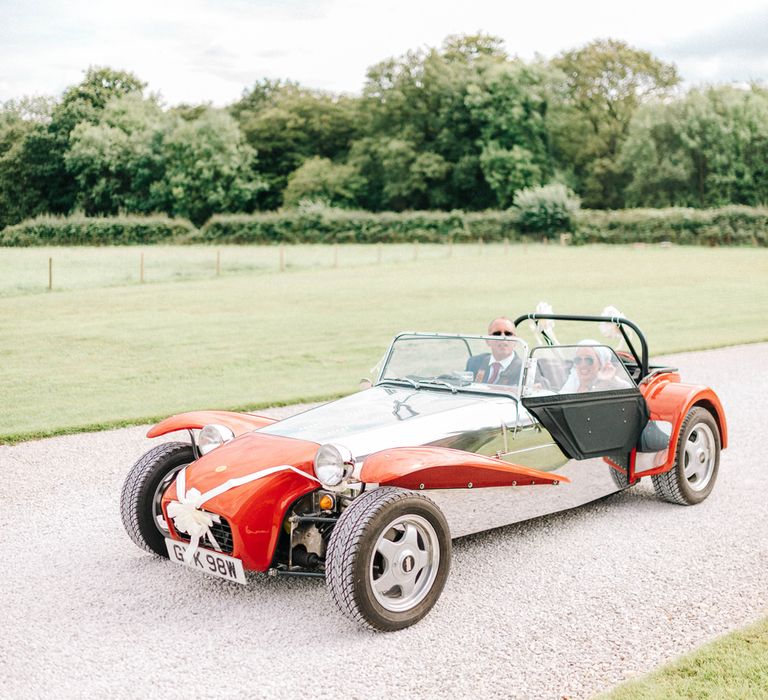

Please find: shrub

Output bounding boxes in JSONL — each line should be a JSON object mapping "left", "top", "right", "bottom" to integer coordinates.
{"left": 512, "top": 184, "right": 581, "bottom": 237}
{"left": 0, "top": 214, "right": 195, "bottom": 246}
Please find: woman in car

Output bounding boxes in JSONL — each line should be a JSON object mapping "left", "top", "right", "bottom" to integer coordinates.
{"left": 559, "top": 340, "right": 632, "bottom": 394}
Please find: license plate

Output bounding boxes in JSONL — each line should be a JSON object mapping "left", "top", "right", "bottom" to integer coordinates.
{"left": 165, "top": 539, "right": 247, "bottom": 585}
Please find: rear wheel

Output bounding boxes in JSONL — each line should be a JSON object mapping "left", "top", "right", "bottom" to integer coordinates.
{"left": 120, "top": 442, "right": 194, "bottom": 556}
{"left": 652, "top": 407, "right": 720, "bottom": 505}
{"left": 326, "top": 487, "right": 451, "bottom": 631}
{"left": 609, "top": 465, "right": 630, "bottom": 489}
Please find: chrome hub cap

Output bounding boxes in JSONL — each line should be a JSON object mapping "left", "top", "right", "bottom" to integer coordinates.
{"left": 683, "top": 423, "right": 716, "bottom": 492}
{"left": 152, "top": 465, "right": 189, "bottom": 534}
{"left": 370, "top": 515, "right": 439, "bottom": 612}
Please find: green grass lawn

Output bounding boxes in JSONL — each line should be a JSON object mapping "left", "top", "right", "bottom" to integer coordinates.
{"left": 601, "top": 617, "right": 768, "bottom": 699}
{"left": 1, "top": 243, "right": 766, "bottom": 442}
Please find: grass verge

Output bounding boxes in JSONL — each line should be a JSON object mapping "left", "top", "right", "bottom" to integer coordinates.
{"left": 601, "top": 617, "right": 768, "bottom": 699}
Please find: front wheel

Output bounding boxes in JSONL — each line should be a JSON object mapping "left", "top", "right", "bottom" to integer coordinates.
{"left": 651, "top": 407, "right": 720, "bottom": 505}
{"left": 326, "top": 487, "right": 451, "bottom": 631}
{"left": 120, "top": 441, "right": 194, "bottom": 556}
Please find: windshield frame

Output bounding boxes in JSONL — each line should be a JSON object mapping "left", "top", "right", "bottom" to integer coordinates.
{"left": 375, "top": 331, "right": 530, "bottom": 401}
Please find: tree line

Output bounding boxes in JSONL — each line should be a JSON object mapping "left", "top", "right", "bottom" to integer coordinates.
{"left": 2, "top": 34, "right": 767, "bottom": 228}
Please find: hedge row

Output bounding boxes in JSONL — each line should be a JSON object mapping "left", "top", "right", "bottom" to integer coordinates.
{"left": 0, "top": 214, "right": 196, "bottom": 246}
{"left": 574, "top": 206, "right": 768, "bottom": 246}
{"left": 2, "top": 206, "right": 766, "bottom": 246}
{"left": 194, "top": 210, "right": 501, "bottom": 244}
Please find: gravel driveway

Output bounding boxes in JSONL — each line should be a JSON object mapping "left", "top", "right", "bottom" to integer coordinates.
{"left": 2, "top": 344, "right": 767, "bottom": 699}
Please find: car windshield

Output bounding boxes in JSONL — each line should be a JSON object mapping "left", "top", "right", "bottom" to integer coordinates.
{"left": 378, "top": 333, "right": 528, "bottom": 396}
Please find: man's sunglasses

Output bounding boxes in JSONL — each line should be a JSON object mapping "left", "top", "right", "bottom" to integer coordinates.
{"left": 490, "top": 331, "right": 515, "bottom": 337}
{"left": 573, "top": 356, "right": 596, "bottom": 366}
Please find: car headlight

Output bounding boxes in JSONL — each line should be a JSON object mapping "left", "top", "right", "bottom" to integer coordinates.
{"left": 198, "top": 424, "right": 235, "bottom": 456}
{"left": 313, "top": 443, "right": 355, "bottom": 487}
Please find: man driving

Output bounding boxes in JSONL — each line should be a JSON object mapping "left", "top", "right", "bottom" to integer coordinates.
{"left": 465, "top": 317, "right": 522, "bottom": 386}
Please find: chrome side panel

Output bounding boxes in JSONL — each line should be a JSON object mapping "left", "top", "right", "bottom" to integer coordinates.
{"left": 428, "top": 456, "right": 622, "bottom": 538}
{"left": 263, "top": 385, "right": 622, "bottom": 536}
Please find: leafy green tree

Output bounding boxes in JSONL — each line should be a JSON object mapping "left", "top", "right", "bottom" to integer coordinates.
{"left": 0, "top": 101, "right": 53, "bottom": 228}
{"left": 232, "top": 80, "right": 361, "bottom": 208}
{"left": 467, "top": 60, "right": 558, "bottom": 206}
{"left": 29, "top": 67, "right": 146, "bottom": 215}
{"left": 621, "top": 86, "right": 768, "bottom": 207}
{"left": 352, "top": 34, "right": 510, "bottom": 210}
{"left": 66, "top": 96, "right": 262, "bottom": 224}
{"left": 283, "top": 156, "right": 366, "bottom": 208}
{"left": 479, "top": 144, "right": 542, "bottom": 207}
{"left": 150, "top": 107, "right": 262, "bottom": 225}
{"left": 65, "top": 95, "right": 168, "bottom": 215}
{"left": 551, "top": 39, "right": 680, "bottom": 208}
{"left": 0, "top": 67, "right": 146, "bottom": 227}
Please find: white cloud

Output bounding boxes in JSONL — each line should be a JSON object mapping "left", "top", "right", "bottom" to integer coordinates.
{"left": 1, "top": 0, "right": 767, "bottom": 105}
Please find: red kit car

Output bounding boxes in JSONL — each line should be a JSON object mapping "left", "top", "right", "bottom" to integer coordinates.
{"left": 120, "top": 313, "right": 727, "bottom": 631}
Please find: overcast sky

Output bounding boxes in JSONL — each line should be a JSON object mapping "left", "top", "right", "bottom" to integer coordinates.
{"left": 2, "top": 0, "right": 767, "bottom": 106}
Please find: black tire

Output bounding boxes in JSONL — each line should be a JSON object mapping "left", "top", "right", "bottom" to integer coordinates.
{"left": 651, "top": 407, "right": 720, "bottom": 505}
{"left": 326, "top": 486, "right": 451, "bottom": 632}
{"left": 609, "top": 465, "right": 630, "bottom": 489}
{"left": 120, "top": 441, "right": 194, "bottom": 556}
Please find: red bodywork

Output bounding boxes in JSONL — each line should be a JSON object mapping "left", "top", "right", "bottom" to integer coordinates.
{"left": 147, "top": 410, "right": 276, "bottom": 439}
{"left": 635, "top": 372, "right": 728, "bottom": 480}
{"left": 161, "top": 431, "right": 319, "bottom": 571}
{"left": 361, "top": 446, "right": 569, "bottom": 489}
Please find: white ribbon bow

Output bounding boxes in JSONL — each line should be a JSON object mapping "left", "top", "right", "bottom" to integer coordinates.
{"left": 167, "top": 476, "right": 222, "bottom": 563}
{"left": 533, "top": 301, "right": 554, "bottom": 332}
{"left": 167, "top": 463, "right": 320, "bottom": 564}
{"left": 599, "top": 305, "right": 625, "bottom": 340}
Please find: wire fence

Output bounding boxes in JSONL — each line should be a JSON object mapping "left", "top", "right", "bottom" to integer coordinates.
{"left": 0, "top": 239, "right": 555, "bottom": 296}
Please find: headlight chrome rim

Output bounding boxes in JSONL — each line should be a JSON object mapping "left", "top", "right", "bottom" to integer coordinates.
{"left": 314, "top": 443, "right": 355, "bottom": 487}
{"left": 198, "top": 424, "right": 235, "bottom": 456}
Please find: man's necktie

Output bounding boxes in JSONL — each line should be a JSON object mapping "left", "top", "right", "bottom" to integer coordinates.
{"left": 488, "top": 361, "right": 501, "bottom": 384}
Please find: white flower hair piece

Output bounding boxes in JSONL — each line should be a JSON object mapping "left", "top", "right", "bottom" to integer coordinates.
{"left": 599, "top": 305, "right": 625, "bottom": 339}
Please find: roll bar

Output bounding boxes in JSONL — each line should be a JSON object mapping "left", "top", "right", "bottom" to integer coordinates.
{"left": 513, "top": 313, "right": 649, "bottom": 379}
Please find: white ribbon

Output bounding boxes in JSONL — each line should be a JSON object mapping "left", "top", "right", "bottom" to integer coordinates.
{"left": 599, "top": 305, "right": 625, "bottom": 340}
{"left": 529, "top": 301, "right": 560, "bottom": 349}
{"left": 533, "top": 301, "right": 555, "bottom": 332}
{"left": 168, "top": 464, "right": 320, "bottom": 563}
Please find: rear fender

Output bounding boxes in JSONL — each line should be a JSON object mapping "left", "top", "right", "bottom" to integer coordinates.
{"left": 147, "top": 410, "right": 276, "bottom": 439}
{"left": 360, "top": 446, "right": 570, "bottom": 490}
{"left": 637, "top": 376, "right": 727, "bottom": 478}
